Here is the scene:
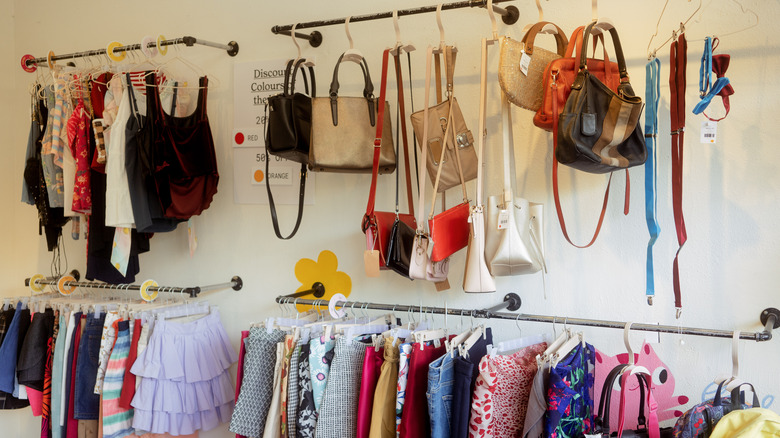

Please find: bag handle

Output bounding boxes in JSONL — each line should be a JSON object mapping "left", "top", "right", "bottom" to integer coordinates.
{"left": 286, "top": 57, "right": 316, "bottom": 98}
{"left": 617, "top": 373, "right": 660, "bottom": 438}
{"left": 596, "top": 364, "right": 628, "bottom": 436}
{"left": 522, "top": 21, "right": 568, "bottom": 57}
{"left": 729, "top": 382, "right": 761, "bottom": 409}
{"left": 362, "top": 49, "right": 392, "bottom": 240}
{"left": 500, "top": 93, "right": 517, "bottom": 208}
{"left": 579, "top": 21, "right": 629, "bottom": 80}
{"left": 329, "top": 53, "right": 376, "bottom": 126}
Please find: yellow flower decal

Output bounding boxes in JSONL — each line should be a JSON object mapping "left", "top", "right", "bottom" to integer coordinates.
{"left": 294, "top": 250, "right": 351, "bottom": 312}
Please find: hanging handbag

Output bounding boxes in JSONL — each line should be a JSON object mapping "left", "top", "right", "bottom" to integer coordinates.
{"left": 264, "top": 58, "right": 315, "bottom": 239}
{"left": 484, "top": 94, "right": 546, "bottom": 277}
{"left": 309, "top": 53, "right": 396, "bottom": 173}
{"left": 409, "top": 46, "right": 478, "bottom": 192}
{"left": 409, "top": 46, "right": 450, "bottom": 289}
{"left": 362, "top": 49, "right": 417, "bottom": 276}
{"left": 556, "top": 21, "right": 646, "bottom": 173}
{"left": 463, "top": 36, "right": 496, "bottom": 294}
{"left": 267, "top": 58, "right": 315, "bottom": 164}
{"left": 546, "top": 22, "right": 637, "bottom": 248}
{"left": 534, "top": 25, "right": 620, "bottom": 131}
{"left": 499, "top": 21, "right": 568, "bottom": 111}
{"left": 594, "top": 365, "right": 662, "bottom": 438}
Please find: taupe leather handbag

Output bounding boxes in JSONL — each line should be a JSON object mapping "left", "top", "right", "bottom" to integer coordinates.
{"left": 309, "top": 53, "right": 396, "bottom": 173}
{"left": 410, "top": 46, "right": 477, "bottom": 192}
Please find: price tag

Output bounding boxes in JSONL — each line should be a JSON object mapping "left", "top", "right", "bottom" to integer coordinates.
{"left": 519, "top": 51, "right": 531, "bottom": 76}
{"left": 700, "top": 120, "right": 717, "bottom": 144}
{"left": 364, "top": 250, "right": 380, "bottom": 277}
{"left": 497, "top": 210, "right": 510, "bottom": 230}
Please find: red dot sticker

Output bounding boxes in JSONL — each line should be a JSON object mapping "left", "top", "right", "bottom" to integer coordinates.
{"left": 235, "top": 132, "right": 245, "bottom": 145}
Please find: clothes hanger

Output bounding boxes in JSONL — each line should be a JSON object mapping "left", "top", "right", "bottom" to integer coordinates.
{"left": 589, "top": 0, "right": 616, "bottom": 35}
{"left": 689, "top": 0, "right": 758, "bottom": 41}
{"left": 622, "top": 322, "right": 651, "bottom": 376}
{"left": 713, "top": 330, "right": 746, "bottom": 391}
{"left": 648, "top": 0, "right": 702, "bottom": 59}
{"left": 390, "top": 10, "right": 416, "bottom": 56}
{"left": 550, "top": 331, "right": 584, "bottom": 367}
{"left": 340, "top": 16, "right": 364, "bottom": 64}
{"left": 291, "top": 23, "right": 315, "bottom": 67}
{"left": 539, "top": 316, "right": 571, "bottom": 362}
{"left": 433, "top": 3, "right": 457, "bottom": 55}
{"left": 486, "top": 0, "right": 499, "bottom": 44}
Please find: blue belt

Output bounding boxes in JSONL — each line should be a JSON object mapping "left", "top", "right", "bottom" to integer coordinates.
{"left": 644, "top": 57, "right": 661, "bottom": 304}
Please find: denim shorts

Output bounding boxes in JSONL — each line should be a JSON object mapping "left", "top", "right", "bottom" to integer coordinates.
{"left": 73, "top": 312, "right": 106, "bottom": 420}
{"left": 427, "top": 352, "right": 456, "bottom": 438}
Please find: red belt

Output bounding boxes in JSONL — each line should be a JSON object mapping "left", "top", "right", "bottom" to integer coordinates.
{"left": 670, "top": 33, "right": 687, "bottom": 317}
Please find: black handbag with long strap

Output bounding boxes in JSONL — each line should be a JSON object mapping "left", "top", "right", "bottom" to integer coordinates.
{"left": 264, "top": 58, "right": 315, "bottom": 240}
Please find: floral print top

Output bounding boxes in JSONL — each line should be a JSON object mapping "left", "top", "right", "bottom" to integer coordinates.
{"left": 395, "top": 342, "right": 413, "bottom": 437}
{"left": 544, "top": 342, "right": 596, "bottom": 438}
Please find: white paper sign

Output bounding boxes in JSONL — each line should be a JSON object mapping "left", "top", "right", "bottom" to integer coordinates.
{"left": 232, "top": 59, "right": 316, "bottom": 205}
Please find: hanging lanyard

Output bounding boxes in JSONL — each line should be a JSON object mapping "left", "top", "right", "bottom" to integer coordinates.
{"left": 644, "top": 57, "right": 661, "bottom": 305}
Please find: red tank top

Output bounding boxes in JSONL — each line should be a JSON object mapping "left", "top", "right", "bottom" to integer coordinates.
{"left": 150, "top": 74, "right": 219, "bottom": 219}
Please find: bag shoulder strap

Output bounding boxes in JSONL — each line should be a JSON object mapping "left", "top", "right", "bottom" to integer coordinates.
{"left": 551, "top": 77, "right": 628, "bottom": 248}
{"left": 670, "top": 34, "right": 687, "bottom": 315}
{"left": 362, "top": 49, "right": 392, "bottom": 237}
{"left": 416, "top": 46, "right": 435, "bottom": 234}
{"left": 644, "top": 58, "right": 661, "bottom": 303}
{"left": 393, "top": 52, "right": 415, "bottom": 217}
{"left": 476, "top": 39, "right": 489, "bottom": 207}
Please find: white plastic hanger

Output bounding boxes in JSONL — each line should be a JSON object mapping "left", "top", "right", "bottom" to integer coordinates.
{"left": 540, "top": 317, "right": 572, "bottom": 361}
{"left": 714, "top": 330, "right": 745, "bottom": 391}
{"left": 291, "top": 24, "right": 315, "bottom": 67}
{"left": 390, "top": 10, "right": 416, "bottom": 56}
{"left": 433, "top": 3, "right": 458, "bottom": 55}
{"left": 341, "top": 16, "right": 364, "bottom": 64}
{"left": 520, "top": 0, "right": 559, "bottom": 35}
{"left": 550, "top": 331, "right": 584, "bottom": 367}
{"left": 623, "top": 323, "right": 651, "bottom": 376}
{"left": 590, "top": 0, "right": 616, "bottom": 36}
{"left": 490, "top": 334, "right": 548, "bottom": 358}
{"left": 486, "top": 0, "right": 499, "bottom": 44}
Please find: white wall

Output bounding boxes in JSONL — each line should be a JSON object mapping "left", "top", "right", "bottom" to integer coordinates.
{"left": 4, "top": 0, "right": 780, "bottom": 436}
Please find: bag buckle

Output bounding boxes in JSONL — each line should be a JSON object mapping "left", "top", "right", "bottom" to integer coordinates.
{"left": 374, "top": 138, "right": 382, "bottom": 148}
{"left": 456, "top": 133, "right": 471, "bottom": 149}
{"left": 361, "top": 214, "right": 376, "bottom": 233}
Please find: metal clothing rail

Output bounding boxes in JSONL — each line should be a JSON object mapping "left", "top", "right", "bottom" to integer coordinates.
{"left": 25, "top": 272, "right": 243, "bottom": 298}
{"left": 22, "top": 35, "right": 239, "bottom": 71}
{"left": 276, "top": 294, "right": 780, "bottom": 342}
{"left": 271, "top": 0, "right": 520, "bottom": 47}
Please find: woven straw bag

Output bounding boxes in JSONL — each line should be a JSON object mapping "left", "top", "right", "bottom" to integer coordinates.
{"left": 498, "top": 21, "right": 568, "bottom": 111}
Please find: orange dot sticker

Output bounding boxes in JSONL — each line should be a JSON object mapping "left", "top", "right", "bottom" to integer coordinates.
{"left": 254, "top": 169, "right": 265, "bottom": 183}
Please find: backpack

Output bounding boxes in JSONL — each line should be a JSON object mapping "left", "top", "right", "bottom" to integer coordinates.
{"left": 673, "top": 382, "right": 759, "bottom": 438}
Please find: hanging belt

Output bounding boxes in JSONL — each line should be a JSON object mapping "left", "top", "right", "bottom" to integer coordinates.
{"left": 670, "top": 33, "right": 687, "bottom": 318}
{"left": 644, "top": 57, "right": 661, "bottom": 305}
